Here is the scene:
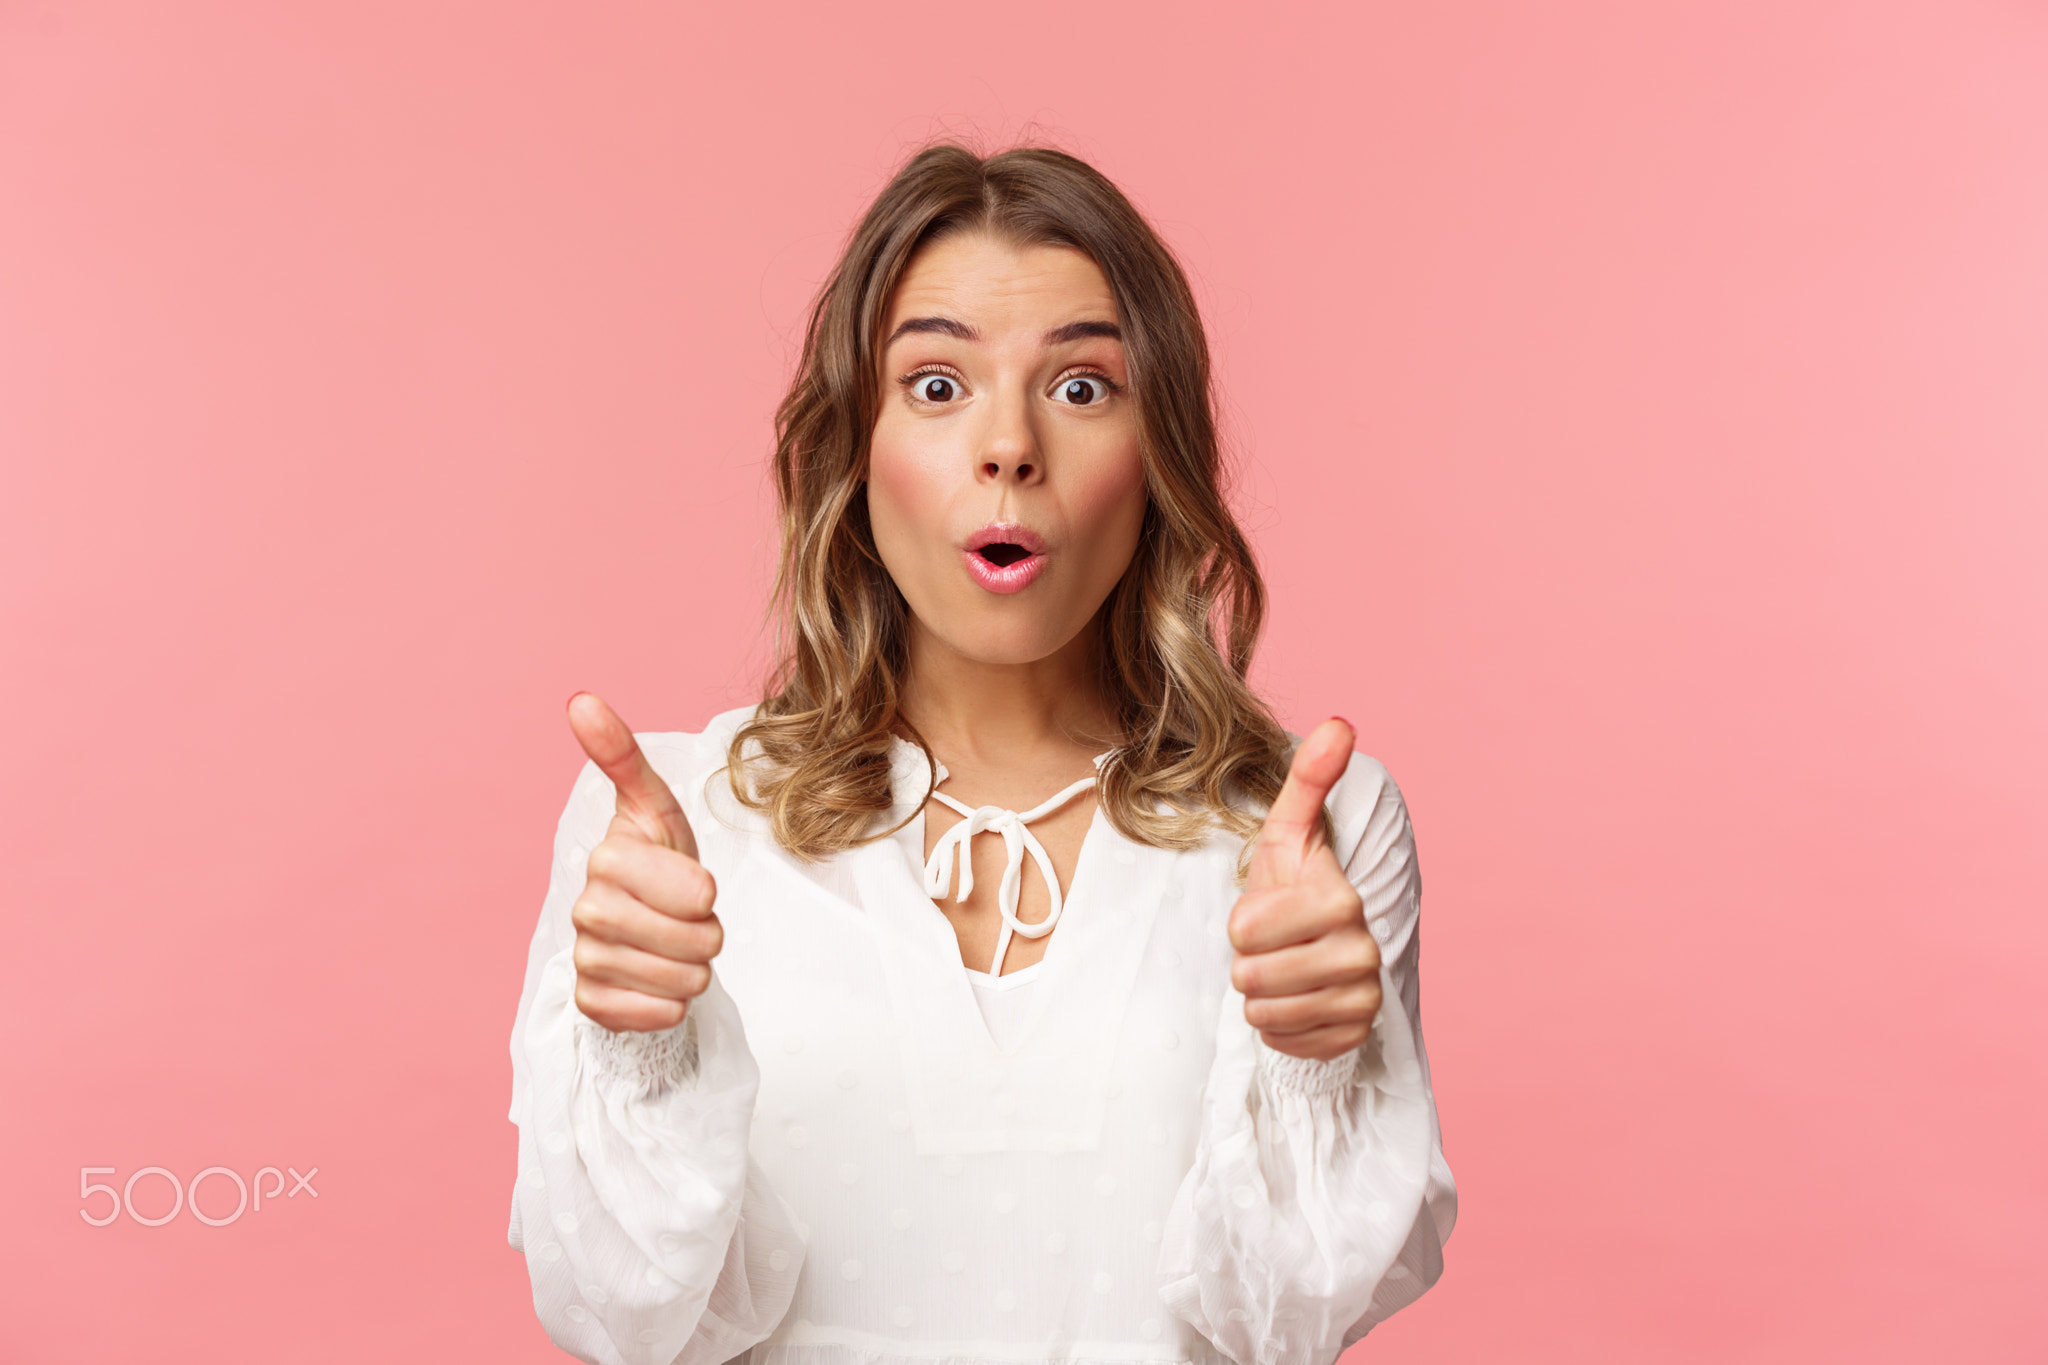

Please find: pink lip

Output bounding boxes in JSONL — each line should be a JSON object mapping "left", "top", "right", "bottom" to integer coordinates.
{"left": 961, "top": 522, "right": 1049, "bottom": 594}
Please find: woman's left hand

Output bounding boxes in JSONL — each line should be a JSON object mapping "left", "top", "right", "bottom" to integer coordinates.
{"left": 1228, "top": 718, "right": 1383, "bottom": 1062}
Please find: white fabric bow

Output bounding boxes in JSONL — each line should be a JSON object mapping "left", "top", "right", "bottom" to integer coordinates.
{"left": 923, "top": 775, "right": 1098, "bottom": 977}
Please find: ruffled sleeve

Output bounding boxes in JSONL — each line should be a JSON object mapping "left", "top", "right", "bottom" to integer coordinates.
{"left": 1157, "top": 754, "right": 1457, "bottom": 1365}
{"left": 507, "top": 745, "right": 807, "bottom": 1365}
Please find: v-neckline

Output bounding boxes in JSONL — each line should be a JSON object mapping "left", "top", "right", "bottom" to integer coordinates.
{"left": 907, "top": 797, "right": 1107, "bottom": 1059}
{"left": 848, "top": 777, "right": 1183, "bottom": 1153}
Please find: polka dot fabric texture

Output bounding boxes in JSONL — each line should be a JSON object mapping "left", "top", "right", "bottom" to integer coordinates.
{"left": 507, "top": 707, "right": 1455, "bottom": 1365}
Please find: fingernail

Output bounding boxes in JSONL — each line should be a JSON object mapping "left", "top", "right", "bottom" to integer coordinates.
{"left": 1329, "top": 715, "right": 1352, "bottom": 729}
{"left": 567, "top": 691, "right": 585, "bottom": 709}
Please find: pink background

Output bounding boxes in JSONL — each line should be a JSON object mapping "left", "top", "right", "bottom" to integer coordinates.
{"left": 3, "top": 1, "right": 2043, "bottom": 1360}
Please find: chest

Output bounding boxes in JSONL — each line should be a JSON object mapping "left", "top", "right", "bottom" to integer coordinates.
{"left": 708, "top": 824, "right": 1240, "bottom": 1354}
{"left": 709, "top": 817, "right": 1240, "bottom": 1156}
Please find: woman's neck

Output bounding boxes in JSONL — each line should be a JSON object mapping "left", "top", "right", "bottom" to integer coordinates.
{"left": 897, "top": 619, "right": 1119, "bottom": 783}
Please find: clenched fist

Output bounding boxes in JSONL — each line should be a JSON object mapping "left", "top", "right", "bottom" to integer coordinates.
{"left": 1228, "top": 718, "right": 1383, "bottom": 1062}
{"left": 566, "top": 693, "right": 723, "bottom": 1034}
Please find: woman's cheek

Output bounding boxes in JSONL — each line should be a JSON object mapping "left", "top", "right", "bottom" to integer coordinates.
{"left": 865, "top": 430, "right": 952, "bottom": 584}
{"left": 1064, "top": 441, "right": 1148, "bottom": 575}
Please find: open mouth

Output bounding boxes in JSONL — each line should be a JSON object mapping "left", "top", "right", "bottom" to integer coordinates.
{"left": 975, "top": 542, "right": 1034, "bottom": 568}
{"left": 962, "top": 523, "right": 1049, "bottom": 593}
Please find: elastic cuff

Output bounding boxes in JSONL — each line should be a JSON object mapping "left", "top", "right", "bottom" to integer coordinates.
{"left": 1256, "top": 1035, "right": 1363, "bottom": 1096}
{"left": 576, "top": 1010, "right": 699, "bottom": 1101}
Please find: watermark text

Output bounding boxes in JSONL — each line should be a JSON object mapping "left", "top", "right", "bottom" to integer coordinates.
{"left": 79, "top": 1164, "right": 319, "bottom": 1227}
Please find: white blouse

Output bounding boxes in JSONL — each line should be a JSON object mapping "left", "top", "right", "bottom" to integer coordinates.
{"left": 507, "top": 706, "right": 1456, "bottom": 1365}
{"left": 964, "top": 963, "right": 1043, "bottom": 1055}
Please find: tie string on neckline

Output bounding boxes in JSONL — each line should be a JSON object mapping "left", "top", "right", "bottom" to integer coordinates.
{"left": 922, "top": 773, "right": 1099, "bottom": 979}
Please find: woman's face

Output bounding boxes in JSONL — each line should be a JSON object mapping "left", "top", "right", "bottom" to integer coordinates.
{"left": 866, "top": 231, "right": 1147, "bottom": 669}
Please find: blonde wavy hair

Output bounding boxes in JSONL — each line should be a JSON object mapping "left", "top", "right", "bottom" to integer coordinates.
{"left": 727, "top": 142, "right": 1305, "bottom": 864}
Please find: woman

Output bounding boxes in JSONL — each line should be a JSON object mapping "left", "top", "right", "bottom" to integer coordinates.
{"left": 507, "top": 143, "right": 1456, "bottom": 1365}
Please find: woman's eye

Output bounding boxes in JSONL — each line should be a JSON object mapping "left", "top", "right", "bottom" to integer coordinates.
{"left": 1053, "top": 375, "right": 1114, "bottom": 406}
{"left": 910, "top": 374, "right": 960, "bottom": 403}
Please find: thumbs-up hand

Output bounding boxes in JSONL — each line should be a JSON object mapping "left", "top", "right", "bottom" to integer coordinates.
{"left": 565, "top": 693, "right": 722, "bottom": 1034}
{"left": 1228, "top": 718, "right": 1382, "bottom": 1062}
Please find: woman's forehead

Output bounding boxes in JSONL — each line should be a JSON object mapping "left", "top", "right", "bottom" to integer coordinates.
{"left": 885, "top": 232, "right": 1117, "bottom": 335}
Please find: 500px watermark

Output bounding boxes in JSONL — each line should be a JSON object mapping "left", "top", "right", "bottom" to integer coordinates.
{"left": 79, "top": 1165, "right": 319, "bottom": 1227}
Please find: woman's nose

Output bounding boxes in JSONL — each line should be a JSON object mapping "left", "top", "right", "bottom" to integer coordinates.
{"left": 975, "top": 394, "right": 1043, "bottom": 485}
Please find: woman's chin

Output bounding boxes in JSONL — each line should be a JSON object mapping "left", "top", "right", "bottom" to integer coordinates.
{"left": 919, "top": 614, "right": 1091, "bottom": 670}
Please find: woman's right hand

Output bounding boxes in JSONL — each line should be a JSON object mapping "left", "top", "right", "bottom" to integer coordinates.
{"left": 565, "top": 692, "right": 722, "bottom": 1033}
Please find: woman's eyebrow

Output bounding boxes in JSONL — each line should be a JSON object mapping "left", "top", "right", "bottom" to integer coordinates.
{"left": 886, "top": 316, "right": 979, "bottom": 346}
{"left": 1043, "top": 320, "right": 1121, "bottom": 345}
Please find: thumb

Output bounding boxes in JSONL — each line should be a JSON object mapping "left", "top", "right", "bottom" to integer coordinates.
{"left": 1250, "top": 717, "right": 1354, "bottom": 887}
{"left": 567, "top": 692, "right": 699, "bottom": 859}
